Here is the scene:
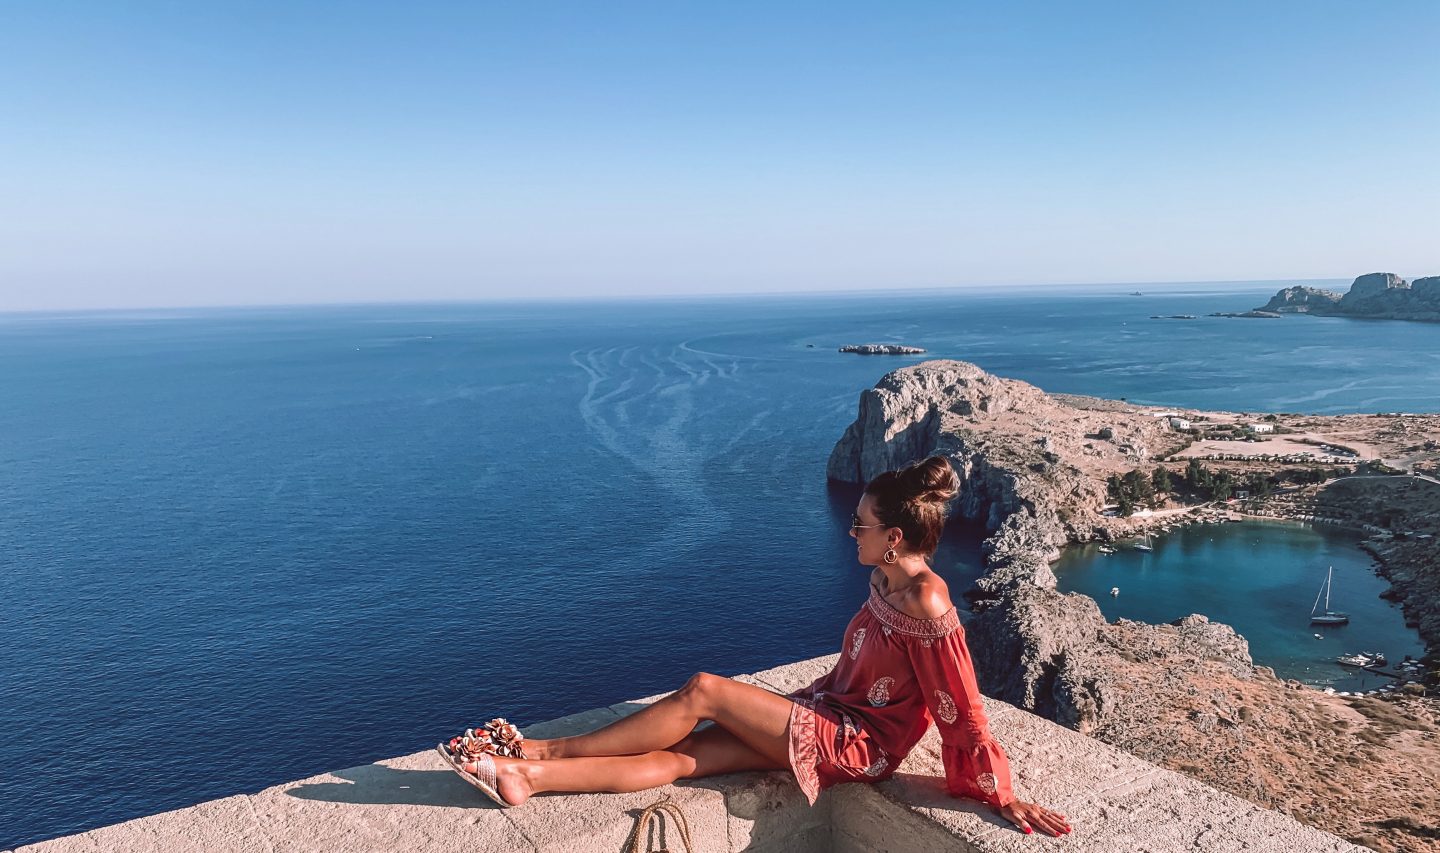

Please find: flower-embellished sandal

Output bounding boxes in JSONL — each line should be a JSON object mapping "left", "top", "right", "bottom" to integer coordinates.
{"left": 435, "top": 746, "right": 513, "bottom": 808}
{"left": 439, "top": 717, "right": 528, "bottom": 761}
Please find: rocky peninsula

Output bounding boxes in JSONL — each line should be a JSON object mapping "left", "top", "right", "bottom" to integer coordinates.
{"left": 1239, "top": 273, "right": 1440, "bottom": 323}
{"left": 838, "top": 343, "right": 927, "bottom": 355}
{"left": 827, "top": 361, "right": 1440, "bottom": 852}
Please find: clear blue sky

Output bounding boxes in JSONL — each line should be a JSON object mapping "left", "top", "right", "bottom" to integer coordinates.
{"left": 2, "top": 1, "right": 1437, "bottom": 310}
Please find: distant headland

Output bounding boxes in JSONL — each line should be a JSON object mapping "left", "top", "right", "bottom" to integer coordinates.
{"left": 1223, "top": 272, "right": 1440, "bottom": 323}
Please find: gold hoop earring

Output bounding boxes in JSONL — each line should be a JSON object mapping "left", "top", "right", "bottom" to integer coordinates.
{"left": 883, "top": 549, "right": 898, "bottom": 564}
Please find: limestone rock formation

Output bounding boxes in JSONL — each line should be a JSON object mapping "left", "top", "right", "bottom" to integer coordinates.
{"left": 1257, "top": 286, "right": 1343, "bottom": 313}
{"left": 827, "top": 360, "right": 1180, "bottom": 570}
{"left": 963, "top": 589, "right": 1255, "bottom": 734}
{"left": 1247, "top": 272, "right": 1440, "bottom": 322}
{"left": 1340, "top": 272, "right": 1409, "bottom": 308}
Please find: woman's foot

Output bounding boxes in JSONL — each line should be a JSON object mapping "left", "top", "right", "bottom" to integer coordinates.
{"left": 459, "top": 755, "right": 535, "bottom": 806}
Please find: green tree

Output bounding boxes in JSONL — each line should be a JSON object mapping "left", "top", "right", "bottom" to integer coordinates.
{"left": 1107, "top": 473, "right": 1124, "bottom": 502}
{"left": 1213, "top": 472, "right": 1234, "bottom": 502}
{"left": 1152, "top": 466, "right": 1173, "bottom": 493}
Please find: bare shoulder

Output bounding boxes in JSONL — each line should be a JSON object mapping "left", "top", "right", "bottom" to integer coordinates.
{"left": 896, "top": 574, "right": 954, "bottom": 620}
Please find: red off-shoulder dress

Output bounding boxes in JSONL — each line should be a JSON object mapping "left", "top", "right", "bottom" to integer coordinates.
{"left": 784, "top": 582, "right": 1016, "bottom": 809}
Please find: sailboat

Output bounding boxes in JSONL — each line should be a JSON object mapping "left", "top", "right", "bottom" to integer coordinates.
{"left": 1310, "top": 566, "right": 1350, "bottom": 625}
{"left": 1132, "top": 533, "right": 1153, "bottom": 553}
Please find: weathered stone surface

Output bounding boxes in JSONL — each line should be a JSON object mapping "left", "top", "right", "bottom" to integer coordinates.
{"left": 16, "top": 656, "right": 1364, "bottom": 853}
{"left": 743, "top": 653, "right": 840, "bottom": 695}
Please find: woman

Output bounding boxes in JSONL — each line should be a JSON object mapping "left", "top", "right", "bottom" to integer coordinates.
{"left": 437, "top": 455, "right": 1072, "bottom": 837}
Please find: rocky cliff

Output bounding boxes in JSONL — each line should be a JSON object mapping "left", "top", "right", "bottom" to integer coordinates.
{"left": 825, "top": 361, "right": 1181, "bottom": 581}
{"left": 1252, "top": 273, "right": 1440, "bottom": 322}
{"left": 827, "top": 361, "right": 1440, "bottom": 852}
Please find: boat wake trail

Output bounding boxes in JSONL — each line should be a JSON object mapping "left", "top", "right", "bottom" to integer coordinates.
{"left": 571, "top": 342, "right": 749, "bottom": 547}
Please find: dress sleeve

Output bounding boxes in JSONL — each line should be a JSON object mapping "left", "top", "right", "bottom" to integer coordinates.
{"left": 906, "top": 626, "right": 1016, "bottom": 809}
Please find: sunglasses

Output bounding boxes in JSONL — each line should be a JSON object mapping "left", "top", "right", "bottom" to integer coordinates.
{"left": 851, "top": 513, "right": 886, "bottom": 531}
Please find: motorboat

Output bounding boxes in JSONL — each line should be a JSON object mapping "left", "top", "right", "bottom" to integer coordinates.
{"left": 1336, "top": 652, "right": 1387, "bottom": 668}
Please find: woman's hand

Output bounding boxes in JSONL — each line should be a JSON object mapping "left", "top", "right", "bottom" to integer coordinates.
{"left": 997, "top": 799, "right": 1072, "bottom": 837}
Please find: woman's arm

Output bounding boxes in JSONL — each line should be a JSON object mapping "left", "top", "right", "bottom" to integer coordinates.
{"left": 906, "top": 624, "right": 1071, "bottom": 837}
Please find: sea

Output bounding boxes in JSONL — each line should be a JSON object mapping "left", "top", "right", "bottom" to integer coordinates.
{"left": 3, "top": 281, "right": 1437, "bottom": 846}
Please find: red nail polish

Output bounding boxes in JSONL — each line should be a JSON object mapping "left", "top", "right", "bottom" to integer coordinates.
{"left": 1024, "top": 827, "right": 1033, "bottom": 834}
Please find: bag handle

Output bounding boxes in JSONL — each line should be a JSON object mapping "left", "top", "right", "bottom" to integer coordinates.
{"left": 624, "top": 795, "right": 695, "bottom": 853}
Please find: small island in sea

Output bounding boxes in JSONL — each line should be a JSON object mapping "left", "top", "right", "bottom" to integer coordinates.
{"left": 828, "top": 360, "right": 1440, "bottom": 849}
{"left": 837, "top": 343, "right": 927, "bottom": 355}
{"left": 1222, "top": 272, "right": 1440, "bottom": 323}
{"left": 1209, "top": 309, "right": 1282, "bottom": 318}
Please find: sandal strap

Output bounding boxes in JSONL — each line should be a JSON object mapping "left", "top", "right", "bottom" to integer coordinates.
{"left": 472, "top": 752, "right": 497, "bottom": 788}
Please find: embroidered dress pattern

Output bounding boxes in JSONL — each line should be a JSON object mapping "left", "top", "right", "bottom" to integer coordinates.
{"left": 849, "top": 628, "right": 867, "bottom": 660}
{"left": 934, "top": 689, "right": 958, "bottom": 724}
{"left": 783, "top": 582, "right": 1015, "bottom": 809}
{"left": 785, "top": 698, "right": 821, "bottom": 805}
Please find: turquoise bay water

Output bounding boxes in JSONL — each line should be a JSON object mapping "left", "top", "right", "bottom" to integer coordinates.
{"left": 1054, "top": 521, "right": 1425, "bottom": 692}
{"left": 2, "top": 282, "right": 1437, "bottom": 845}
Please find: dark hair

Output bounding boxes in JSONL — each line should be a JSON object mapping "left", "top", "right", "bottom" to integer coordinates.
{"left": 863, "top": 455, "right": 959, "bottom": 556}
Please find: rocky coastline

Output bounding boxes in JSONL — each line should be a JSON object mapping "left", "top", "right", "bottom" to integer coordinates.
{"left": 837, "top": 343, "right": 927, "bottom": 355}
{"left": 827, "top": 360, "right": 1440, "bottom": 852}
{"left": 1238, "top": 272, "right": 1440, "bottom": 323}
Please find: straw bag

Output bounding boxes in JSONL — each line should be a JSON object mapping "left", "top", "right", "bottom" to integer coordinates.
{"left": 624, "top": 795, "right": 695, "bottom": 853}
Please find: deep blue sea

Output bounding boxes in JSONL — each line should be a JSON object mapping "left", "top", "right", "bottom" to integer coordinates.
{"left": 3, "top": 282, "right": 1438, "bottom": 846}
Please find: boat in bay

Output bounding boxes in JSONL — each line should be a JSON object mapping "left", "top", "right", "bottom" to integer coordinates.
{"left": 1310, "top": 566, "right": 1350, "bottom": 626}
{"left": 1336, "top": 652, "right": 1387, "bottom": 668}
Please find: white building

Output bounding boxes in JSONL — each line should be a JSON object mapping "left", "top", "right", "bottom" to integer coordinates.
{"left": 1168, "top": 417, "right": 1191, "bottom": 430}
{"left": 1248, "top": 423, "right": 1274, "bottom": 434}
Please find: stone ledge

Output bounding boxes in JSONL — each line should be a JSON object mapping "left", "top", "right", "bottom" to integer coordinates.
{"left": 16, "top": 655, "right": 1362, "bottom": 853}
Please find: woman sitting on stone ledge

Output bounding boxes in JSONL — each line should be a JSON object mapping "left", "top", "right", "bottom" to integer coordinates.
{"left": 436, "top": 455, "right": 1072, "bottom": 838}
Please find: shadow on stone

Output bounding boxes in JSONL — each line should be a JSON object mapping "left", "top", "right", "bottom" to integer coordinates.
{"left": 286, "top": 764, "right": 491, "bottom": 808}
{"left": 883, "top": 772, "right": 1012, "bottom": 829}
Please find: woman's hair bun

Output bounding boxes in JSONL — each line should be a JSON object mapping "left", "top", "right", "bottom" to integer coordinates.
{"left": 899, "top": 455, "right": 958, "bottom": 505}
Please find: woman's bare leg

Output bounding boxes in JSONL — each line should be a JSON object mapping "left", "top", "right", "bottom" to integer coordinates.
{"left": 464, "top": 725, "right": 789, "bottom": 806}
{"left": 527, "top": 672, "right": 795, "bottom": 761}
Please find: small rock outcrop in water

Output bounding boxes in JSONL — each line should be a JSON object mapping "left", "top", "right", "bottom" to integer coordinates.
{"left": 1243, "top": 272, "right": 1440, "bottom": 322}
{"left": 1208, "top": 310, "right": 1281, "bottom": 318}
{"left": 838, "top": 344, "right": 927, "bottom": 355}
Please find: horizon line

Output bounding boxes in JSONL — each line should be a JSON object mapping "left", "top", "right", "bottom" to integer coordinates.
{"left": 0, "top": 274, "right": 1367, "bottom": 317}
